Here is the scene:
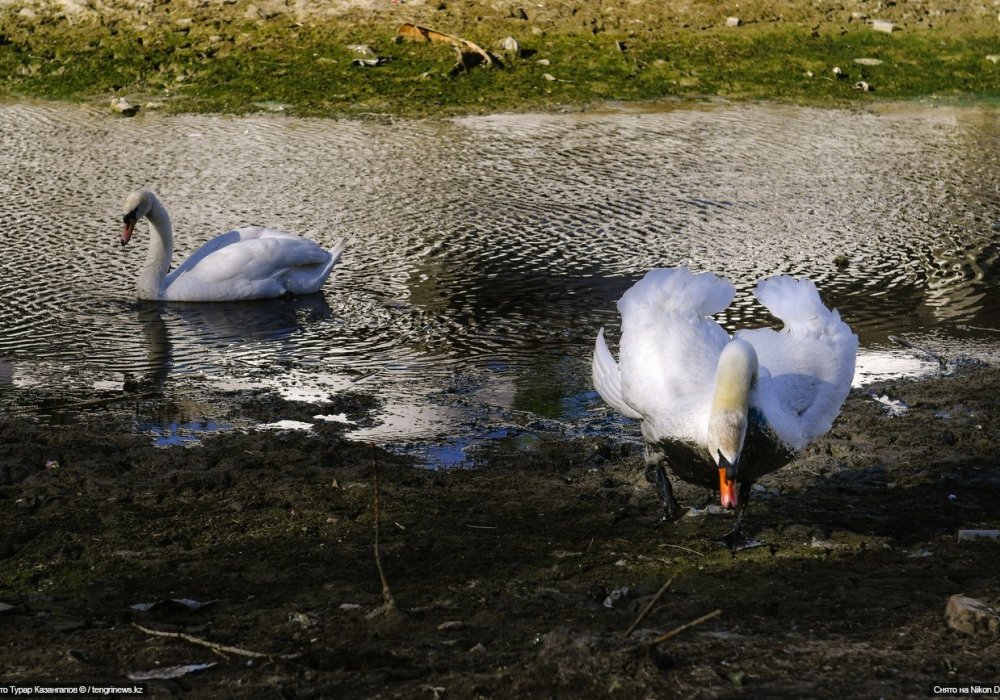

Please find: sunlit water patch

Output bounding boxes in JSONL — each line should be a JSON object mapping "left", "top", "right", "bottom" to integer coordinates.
{"left": 0, "top": 102, "right": 998, "bottom": 463}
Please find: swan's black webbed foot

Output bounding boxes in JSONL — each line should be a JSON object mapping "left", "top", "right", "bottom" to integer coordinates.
{"left": 712, "top": 523, "right": 765, "bottom": 551}
{"left": 711, "top": 481, "right": 764, "bottom": 550}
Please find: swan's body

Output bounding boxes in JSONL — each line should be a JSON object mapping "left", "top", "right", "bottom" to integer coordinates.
{"left": 593, "top": 267, "right": 857, "bottom": 542}
{"left": 119, "top": 190, "right": 344, "bottom": 302}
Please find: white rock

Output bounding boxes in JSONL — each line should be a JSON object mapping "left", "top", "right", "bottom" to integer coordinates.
{"left": 499, "top": 36, "right": 521, "bottom": 57}
{"left": 870, "top": 19, "right": 895, "bottom": 33}
{"left": 957, "top": 529, "right": 1000, "bottom": 541}
{"left": 986, "top": 55, "right": 1000, "bottom": 64}
{"left": 110, "top": 97, "right": 139, "bottom": 117}
{"left": 725, "top": 16, "right": 741, "bottom": 27}
{"left": 854, "top": 58, "right": 883, "bottom": 66}
{"left": 946, "top": 595, "right": 1000, "bottom": 636}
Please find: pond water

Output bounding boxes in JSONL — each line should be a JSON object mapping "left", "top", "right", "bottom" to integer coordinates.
{"left": 1, "top": 101, "right": 997, "bottom": 462}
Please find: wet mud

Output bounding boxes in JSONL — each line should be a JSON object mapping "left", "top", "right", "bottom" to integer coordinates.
{"left": 2, "top": 369, "right": 999, "bottom": 697}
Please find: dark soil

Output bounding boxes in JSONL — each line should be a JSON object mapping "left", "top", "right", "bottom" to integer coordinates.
{"left": 2, "top": 369, "right": 999, "bottom": 698}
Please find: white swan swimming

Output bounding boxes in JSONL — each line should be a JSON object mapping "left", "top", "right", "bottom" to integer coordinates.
{"left": 119, "top": 189, "right": 345, "bottom": 302}
{"left": 593, "top": 267, "right": 857, "bottom": 546}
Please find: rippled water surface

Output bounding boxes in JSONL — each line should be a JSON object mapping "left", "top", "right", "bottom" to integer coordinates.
{"left": 1, "top": 102, "right": 998, "bottom": 459}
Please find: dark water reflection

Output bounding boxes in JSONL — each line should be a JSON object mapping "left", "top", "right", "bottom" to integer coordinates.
{"left": 0, "top": 102, "right": 997, "bottom": 459}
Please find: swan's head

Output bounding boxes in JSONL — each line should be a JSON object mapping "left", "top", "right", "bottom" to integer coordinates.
{"left": 120, "top": 189, "right": 156, "bottom": 246}
{"left": 706, "top": 339, "right": 758, "bottom": 510}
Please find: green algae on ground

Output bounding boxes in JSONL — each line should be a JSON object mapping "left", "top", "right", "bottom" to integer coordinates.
{"left": 0, "top": 13, "right": 997, "bottom": 116}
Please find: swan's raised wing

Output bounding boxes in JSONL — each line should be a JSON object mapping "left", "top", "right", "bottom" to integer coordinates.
{"left": 737, "top": 275, "right": 857, "bottom": 449}
{"left": 601, "top": 268, "right": 734, "bottom": 442}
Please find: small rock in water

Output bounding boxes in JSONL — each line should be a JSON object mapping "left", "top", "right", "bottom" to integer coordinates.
{"left": 957, "top": 529, "right": 1000, "bottom": 541}
{"left": 945, "top": 595, "right": 1000, "bottom": 636}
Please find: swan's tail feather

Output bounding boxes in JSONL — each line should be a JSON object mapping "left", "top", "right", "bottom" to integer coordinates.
{"left": 314, "top": 237, "right": 346, "bottom": 284}
{"left": 592, "top": 328, "right": 643, "bottom": 420}
{"left": 328, "top": 237, "right": 347, "bottom": 267}
{"left": 618, "top": 268, "right": 735, "bottom": 319}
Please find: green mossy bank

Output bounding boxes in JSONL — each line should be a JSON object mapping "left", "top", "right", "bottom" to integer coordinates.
{"left": 1, "top": 3, "right": 997, "bottom": 117}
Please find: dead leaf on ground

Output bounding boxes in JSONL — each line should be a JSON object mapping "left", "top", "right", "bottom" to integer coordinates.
{"left": 395, "top": 23, "right": 498, "bottom": 75}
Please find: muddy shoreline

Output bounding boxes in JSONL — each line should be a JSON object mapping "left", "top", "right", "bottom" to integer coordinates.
{"left": 2, "top": 366, "right": 999, "bottom": 697}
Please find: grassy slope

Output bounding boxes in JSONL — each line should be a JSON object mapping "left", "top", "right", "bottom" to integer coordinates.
{"left": 0, "top": 6, "right": 997, "bottom": 116}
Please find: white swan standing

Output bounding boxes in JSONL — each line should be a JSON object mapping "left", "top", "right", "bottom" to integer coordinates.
{"left": 119, "top": 189, "right": 345, "bottom": 302}
{"left": 593, "top": 267, "right": 857, "bottom": 546}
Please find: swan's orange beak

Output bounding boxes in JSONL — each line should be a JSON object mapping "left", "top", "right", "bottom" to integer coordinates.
{"left": 121, "top": 216, "right": 136, "bottom": 246}
{"left": 719, "top": 467, "right": 738, "bottom": 510}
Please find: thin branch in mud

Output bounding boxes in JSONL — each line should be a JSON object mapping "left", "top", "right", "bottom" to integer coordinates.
{"left": 11, "top": 391, "right": 160, "bottom": 414}
{"left": 367, "top": 443, "right": 398, "bottom": 618}
{"left": 657, "top": 543, "right": 704, "bottom": 557}
{"left": 465, "top": 524, "right": 497, "bottom": 530}
{"left": 889, "top": 334, "right": 947, "bottom": 369}
{"left": 132, "top": 623, "right": 302, "bottom": 660}
{"left": 624, "top": 576, "right": 674, "bottom": 638}
{"left": 633, "top": 609, "right": 722, "bottom": 650}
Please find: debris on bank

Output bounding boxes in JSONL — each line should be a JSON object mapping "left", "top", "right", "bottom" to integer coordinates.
{"left": 396, "top": 22, "right": 501, "bottom": 75}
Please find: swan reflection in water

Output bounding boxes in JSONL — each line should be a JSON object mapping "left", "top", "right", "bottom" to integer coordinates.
{"left": 0, "top": 358, "right": 13, "bottom": 387}
{"left": 133, "top": 294, "right": 335, "bottom": 389}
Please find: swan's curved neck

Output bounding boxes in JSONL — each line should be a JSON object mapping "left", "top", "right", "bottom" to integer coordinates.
{"left": 137, "top": 198, "right": 173, "bottom": 300}
{"left": 707, "top": 339, "right": 758, "bottom": 466}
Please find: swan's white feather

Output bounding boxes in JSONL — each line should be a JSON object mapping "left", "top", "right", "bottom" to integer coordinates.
{"left": 736, "top": 275, "right": 858, "bottom": 450}
{"left": 592, "top": 328, "right": 642, "bottom": 420}
{"left": 611, "top": 268, "right": 734, "bottom": 445}
{"left": 164, "top": 227, "right": 341, "bottom": 302}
